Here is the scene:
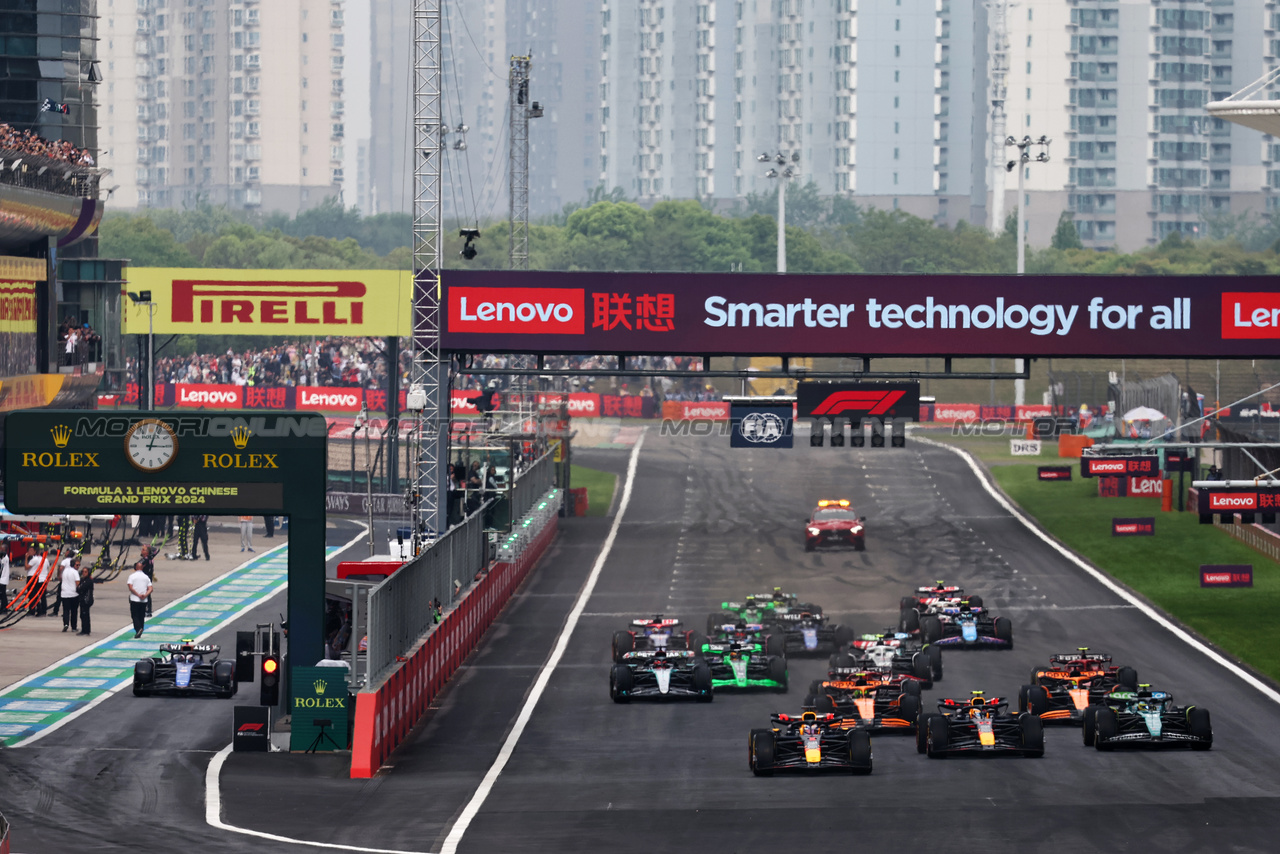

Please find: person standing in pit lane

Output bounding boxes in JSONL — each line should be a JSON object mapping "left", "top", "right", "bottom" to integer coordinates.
{"left": 127, "top": 560, "right": 152, "bottom": 638}
{"left": 0, "top": 543, "right": 9, "bottom": 611}
{"left": 239, "top": 515, "right": 254, "bottom": 552}
{"left": 76, "top": 560, "right": 95, "bottom": 636}
{"left": 28, "top": 548, "right": 49, "bottom": 615}
{"left": 190, "top": 514, "right": 210, "bottom": 560}
{"left": 59, "top": 554, "right": 80, "bottom": 632}
{"left": 138, "top": 544, "right": 156, "bottom": 617}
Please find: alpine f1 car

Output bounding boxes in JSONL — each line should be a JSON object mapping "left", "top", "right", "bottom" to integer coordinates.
{"left": 610, "top": 648, "right": 713, "bottom": 703}
{"left": 805, "top": 669, "right": 922, "bottom": 733}
{"left": 918, "top": 599, "right": 1012, "bottom": 650}
{"left": 709, "top": 588, "right": 823, "bottom": 632}
{"left": 700, "top": 640, "right": 788, "bottom": 692}
{"left": 749, "top": 710, "right": 873, "bottom": 775}
{"left": 918, "top": 692, "right": 1044, "bottom": 758}
{"left": 805, "top": 499, "right": 866, "bottom": 552}
{"left": 133, "top": 641, "right": 237, "bottom": 698}
{"left": 832, "top": 629, "right": 941, "bottom": 685}
{"left": 1020, "top": 649, "right": 1138, "bottom": 724}
{"left": 771, "top": 610, "right": 854, "bottom": 656}
{"left": 1083, "top": 685, "right": 1212, "bottom": 751}
{"left": 612, "top": 615, "right": 705, "bottom": 662}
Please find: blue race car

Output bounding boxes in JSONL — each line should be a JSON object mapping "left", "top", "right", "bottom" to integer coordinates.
{"left": 133, "top": 641, "right": 237, "bottom": 698}
{"left": 921, "top": 600, "right": 1013, "bottom": 650}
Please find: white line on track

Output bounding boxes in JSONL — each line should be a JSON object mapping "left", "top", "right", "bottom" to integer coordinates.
{"left": 439, "top": 429, "right": 647, "bottom": 854}
{"left": 916, "top": 436, "right": 1280, "bottom": 706}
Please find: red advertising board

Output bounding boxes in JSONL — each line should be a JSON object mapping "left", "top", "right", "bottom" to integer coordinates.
{"left": 295, "top": 386, "right": 363, "bottom": 412}
{"left": 661, "top": 400, "right": 730, "bottom": 420}
{"left": 1209, "top": 492, "right": 1258, "bottom": 511}
{"left": 1082, "top": 455, "right": 1160, "bottom": 478}
{"left": 1200, "top": 565, "right": 1253, "bottom": 587}
{"left": 1037, "top": 466, "right": 1073, "bottom": 481}
{"left": 1015, "top": 404, "right": 1053, "bottom": 420}
{"left": 1112, "top": 517, "right": 1155, "bottom": 536}
{"left": 933, "top": 403, "right": 981, "bottom": 423}
{"left": 1127, "top": 476, "right": 1164, "bottom": 498}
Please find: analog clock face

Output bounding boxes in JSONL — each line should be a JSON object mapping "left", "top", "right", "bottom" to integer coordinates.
{"left": 126, "top": 419, "right": 178, "bottom": 472}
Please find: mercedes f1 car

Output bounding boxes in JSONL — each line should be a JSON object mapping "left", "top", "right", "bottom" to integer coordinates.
{"left": 918, "top": 692, "right": 1044, "bottom": 758}
{"left": 805, "top": 669, "right": 922, "bottom": 733}
{"left": 1083, "top": 685, "right": 1212, "bottom": 751}
{"left": 610, "top": 648, "right": 713, "bottom": 703}
{"left": 832, "top": 630, "right": 941, "bottom": 685}
{"left": 133, "top": 642, "right": 237, "bottom": 698}
{"left": 612, "top": 616, "right": 704, "bottom": 662}
{"left": 805, "top": 500, "right": 866, "bottom": 552}
{"left": 749, "top": 710, "right": 873, "bottom": 775}
{"left": 1020, "top": 649, "right": 1138, "bottom": 723}
{"left": 700, "top": 640, "right": 788, "bottom": 692}
{"left": 771, "top": 610, "right": 854, "bottom": 656}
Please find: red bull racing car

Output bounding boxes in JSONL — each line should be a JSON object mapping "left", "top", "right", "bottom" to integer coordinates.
{"left": 918, "top": 691, "right": 1044, "bottom": 758}
{"left": 748, "top": 710, "right": 873, "bottom": 776}
{"left": 804, "top": 500, "right": 866, "bottom": 552}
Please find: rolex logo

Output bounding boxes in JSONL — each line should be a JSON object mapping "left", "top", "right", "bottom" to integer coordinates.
{"left": 313, "top": 679, "right": 326, "bottom": 695}
{"left": 230, "top": 425, "right": 252, "bottom": 449}
{"left": 50, "top": 424, "right": 71, "bottom": 448}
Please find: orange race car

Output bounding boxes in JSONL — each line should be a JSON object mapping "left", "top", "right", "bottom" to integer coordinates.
{"left": 805, "top": 668, "right": 922, "bottom": 734}
{"left": 1019, "top": 649, "right": 1138, "bottom": 724}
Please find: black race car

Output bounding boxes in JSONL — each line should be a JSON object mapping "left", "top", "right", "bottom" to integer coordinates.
{"left": 706, "top": 620, "right": 787, "bottom": 658}
{"left": 612, "top": 616, "right": 704, "bottom": 662}
{"left": 133, "top": 642, "right": 237, "bottom": 698}
{"left": 772, "top": 610, "right": 854, "bottom": 656}
{"left": 749, "top": 710, "right": 873, "bottom": 775}
{"left": 610, "top": 649, "right": 713, "bottom": 703}
{"left": 918, "top": 692, "right": 1043, "bottom": 758}
{"left": 1084, "top": 685, "right": 1212, "bottom": 751}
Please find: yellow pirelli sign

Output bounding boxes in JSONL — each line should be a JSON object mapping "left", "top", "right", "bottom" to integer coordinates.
{"left": 121, "top": 268, "right": 414, "bottom": 336}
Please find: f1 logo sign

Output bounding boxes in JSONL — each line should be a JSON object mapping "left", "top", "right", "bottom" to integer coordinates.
{"left": 809, "top": 390, "right": 906, "bottom": 417}
{"left": 797, "top": 382, "right": 920, "bottom": 421}
{"left": 237, "top": 723, "right": 265, "bottom": 732}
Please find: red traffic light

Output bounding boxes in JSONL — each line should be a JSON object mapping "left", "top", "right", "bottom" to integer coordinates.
{"left": 262, "top": 658, "right": 278, "bottom": 674}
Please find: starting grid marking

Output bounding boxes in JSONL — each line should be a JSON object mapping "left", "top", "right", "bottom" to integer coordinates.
{"left": 0, "top": 544, "right": 336, "bottom": 748}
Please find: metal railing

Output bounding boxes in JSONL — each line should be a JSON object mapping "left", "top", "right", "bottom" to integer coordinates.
{"left": 507, "top": 448, "right": 557, "bottom": 524}
{"left": 0, "top": 148, "right": 101, "bottom": 198}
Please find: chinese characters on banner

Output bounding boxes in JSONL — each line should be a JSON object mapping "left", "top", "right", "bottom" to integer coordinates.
{"left": 592, "top": 293, "right": 675, "bottom": 332}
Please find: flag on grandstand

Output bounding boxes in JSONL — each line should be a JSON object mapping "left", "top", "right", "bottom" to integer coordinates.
{"left": 40, "top": 98, "right": 69, "bottom": 115}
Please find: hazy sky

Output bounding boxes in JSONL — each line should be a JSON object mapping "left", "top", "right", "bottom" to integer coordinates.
{"left": 343, "top": 0, "right": 371, "bottom": 209}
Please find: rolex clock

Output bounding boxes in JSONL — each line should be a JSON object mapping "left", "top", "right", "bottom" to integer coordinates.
{"left": 125, "top": 418, "right": 178, "bottom": 472}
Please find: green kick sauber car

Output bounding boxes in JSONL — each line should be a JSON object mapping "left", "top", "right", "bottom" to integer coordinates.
{"left": 700, "top": 640, "right": 789, "bottom": 692}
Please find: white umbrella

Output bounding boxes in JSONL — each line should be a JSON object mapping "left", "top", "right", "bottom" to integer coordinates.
{"left": 1122, "top": 405, "right": 1167, "bottom": 421}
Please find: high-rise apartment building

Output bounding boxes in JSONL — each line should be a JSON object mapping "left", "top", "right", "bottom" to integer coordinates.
{"left": 100, "top": 0, "right": 346, "bottom": 213}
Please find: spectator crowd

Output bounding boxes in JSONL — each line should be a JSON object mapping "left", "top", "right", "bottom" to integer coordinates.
{"left": 58, "top": 315, "right": 103, "bottom": 366}
{"left": 0, "top": 122, "right": 95, "bottom": 166}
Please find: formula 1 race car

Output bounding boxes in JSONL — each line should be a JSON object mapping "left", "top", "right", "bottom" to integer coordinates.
{"left": 804, "top": 499, "right": 867, "bottom": 552}
{"left": 706, "top": 620, "right": 787, "bottom": 657}
{"left": 700, "top": 640, "right": 788, "bottom": 692}
{"left": 833, "top": 629, "right": 942, "bottom": 685}
{"left": 709, "top": 589, "right": 823, "bottom": 631}
{"left": 1020, "top": 649, "right": 1138, "bottom": 723}
{"left": 1083, "top": 685, "right": 1212, "bottom": 751}
{"left": 918, "top": 599, "right": 1013, "bottom": 650}
{"left": 749, "top": 710, "right": 873, "bottom": 775}
{"left": 900, "top": 581, "right": 971, "bottom": 617}
{"left": 771, "top": 610, "right": 854, "bottom": 656}
{"left": 133, "top": 642, "right": 237, "bottom": 698}
{"left": 918, "top": 692, "right": 1044, "bottom": 758}
{"left": 610, "top": 648, "right": 713, "bottom": 703}
{"left": 805, "top": 669, "right": 922, "bottom": 734}
{"left": 611, "top": 616, "right": 705, "bottom": 662}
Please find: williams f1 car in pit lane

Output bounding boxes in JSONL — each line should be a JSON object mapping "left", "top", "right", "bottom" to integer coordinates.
{"left": 831, "top": 630, "right": 941, "bottom": 686}
{"left": 804, "top": 499, "right": 867, "bottom": 552}
{"left": 804, "top": 669, "right": 922, "bottom": 734}
{"left": 772, "top": 610, "right": 854, "bottom": 657}
{"left": 749, "top": 710, "right": 873, "bottom": 776}
{"left": 918, "top": 692, "right": 1044, "bottom": 758}
{"left": 611, "top": 616, "right": 705, "bottom": 662}
{"left": 700, "top": 640, "right": 788, "bottom": 692}
{"left": 1083, "top": 685, "right": 1212, "bottom": 751}
{"left": 610, "top": 648, "right": 713, "bottom": 703}
{"left": 1020, "top": 649, "right": 1139, "bottom": 724}
{"left": 133, "top": 642, "right": 237, "bottom": 698}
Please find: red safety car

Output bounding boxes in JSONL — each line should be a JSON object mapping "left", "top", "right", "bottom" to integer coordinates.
{"left": 804, "top": 500, "right": 866, "bottom": 552}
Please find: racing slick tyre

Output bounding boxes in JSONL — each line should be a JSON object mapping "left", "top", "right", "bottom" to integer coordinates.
{"left": 917, "top": 714, "right": 932, "bottom": 754}
{"left": 900, "top": 596, "right": 919, "bottom": 611}
{"left": 612, "top": 631, "right": 635, "bottom": 662}
{"left": 684, "top": 632, "right": 708, "bottom": 659}
{"left": 833, "top": 624, "right": 855, "bottom": 650}
{"left": 707, "top": 613, "right": 726, "bottom": 635}
{"left": 1017, "top": 684, "right": 1031, "bottom": 714}
{"left": 693, "top": 663, "right": 714, "bottom": 702}
{"left": 1026, "top": 684, "right": 1050, "bottom": 718}
{"left": 804, "top": 693, "right": 838, "bottom": 714}
{"left": 750, "top": 729, "right": 776, "bottom": 776}
{"left": 1082, "top": 706, "right": 1098, "bottom": 746}
{"left": 911, "top": 653, "right": 932, "bottom": 686}
{"left": 921, "top": 616, "right": 942, "bottom": 645}
{"left": 765, "top": 628, "right": 787, "bottom": 659}
{"left": 993, "top": 616, "right": 1014, "bottom": 648}
{"left": 966, "top": 595, "right": 983, "bottom": 609}
{"left": 1029, "top": 666, "right": 1044, "bottom": 687}
{"left": 900, "top": 607, "right": 921, "bottom": 634}
{"left": 808, "top": 680, "right": 824, "bottom": 695}
{"left": 902, "top": 678, "right": 922, "bottom": 697}
{"left": 213, "top": 659, "right": 236, "bottom": 698}
{"left": 927, "top": 644, "right": 943, "bottom": 682}
{"left": 1093, "top": 707, "right": 1118, "bottom": 751}
{"left": 1187, "top": 707, "right": 1213, "bottom": 750}
{"left": 610, "top": 664, "right": 633, "bottom": 703}
{"left": 848, "top": 729, "right": 873, "bottom": 775}
{"left": 768, "top": 656, "right": 788, "bottom": 693}
{"left": 1116, "top": 666, "right": 1139, "bottom": 690}
{"left": 853, "top": 538, "right": 866, "bottom": 553}
{"left": 1019, "top": 713, "right": 1045, "bottom": 757}
{"left": 897, "top": 693, "right": 922, "bottom": 727}
{"left": 829, "top": 652, "right": 857, "bottom": 670}
{"left": 133, "top": 659, "right": 154, "bottom": 697}
{"left": 926, "top": 713, "right": 950, "bottom": 758}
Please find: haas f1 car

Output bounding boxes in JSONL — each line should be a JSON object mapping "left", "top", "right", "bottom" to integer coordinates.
{"left": 806, "top": 669, "right": 922, "bottom": 734}
{"left": 700, "top": 640, "right": 788, "bottom": 692}
{"left": 612, "top": 616, "right": 704, "bottom": 661}
{"left": 1021, "top": 649, "right": 1138, "bottom": 723}
{"left": 918, "top": 692, "right": 1044, "bottom": 758}
{"left": 133, "top": 642, "right": 237, "bottom": 698}
{"left": 805, "top": 500, "right": 866, "bottom": 552}
{"left": 1083, "top": 685, "right": 1212, "bottom": 751}
{"left": 833, "top": 630, "right": 942, "bottom": 686}
{"left": 749, "top": 710, "right": 873, "bottom": 776}
{"left": 610, "top": 649, "right": 713, "bottom": 703}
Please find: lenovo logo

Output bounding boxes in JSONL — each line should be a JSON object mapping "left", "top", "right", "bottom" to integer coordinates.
{"left": 449, "top": 287, "right": 585, "bottom": 334}
{"left": 1127, "top": 476, "right": 1162, "bottom": 496}
{"left": 299, "top": 389, "right": 361, "bottom": 409}
{"left": 173, "top": 280, "right": 365, "bottom": 325}
{"left": 935, "top": 405, "right": 980, "bottom": 422}
{"left": 178, "top": 388, "right": 240, "bottom": 405}
{"left": 1088, "top": 461, "right": 1127, "bottom": 475}
{"left": 810, "top": 390, "right": 906, "bottom": 417}
{"left": 566, "top": 397, "right": 598, "bottom": 414}
{"left": 1223, "top": 293, "right": 1280, "bottom": 339}
{"left": 1209, "top": 493, "right": 1257, "bottom": 510}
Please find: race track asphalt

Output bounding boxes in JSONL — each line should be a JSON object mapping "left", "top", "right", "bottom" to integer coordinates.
{"left": 4, "top": 435, "right": 1280, "bottom": 853}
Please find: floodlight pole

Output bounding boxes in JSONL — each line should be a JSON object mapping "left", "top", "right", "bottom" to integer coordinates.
{"left": 1005, "top": 134, "right": 1050, "bottom": 408}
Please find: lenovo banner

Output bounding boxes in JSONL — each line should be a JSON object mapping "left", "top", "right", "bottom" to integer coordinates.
{"left": 536, "top": 392, "right": 603, "bottom": 417}
{"left": 440, "top": 270, "right": 1280, "bottom": 357}
{"left": 1038, "top": 466, "right": 1073, "bottom": 481}
{"left": 1112, "top": 517, "right": 1155, "bottom": 536}
{"left": 662, "top": 400, "right": 730, "bottom": 420}
{"left": 173, "top": 383, "right": 244, "bottom": 409}
{"left": 796, "top": 382, "right": 920, "bottom": 422}
{"left": 933, "top": 403, "right": 981, "bottom": 423}
{"left": 1082, "top": 455, "right": 1160, "bottom": 478}
{"left": 1200, "top": 565, "right": 1253, "bottom": 588}
{"left": 295, "top": 387, "right": 364, "bottom": 413}
{"left": 730, "top": 403, "right": 794, "bottom": 449}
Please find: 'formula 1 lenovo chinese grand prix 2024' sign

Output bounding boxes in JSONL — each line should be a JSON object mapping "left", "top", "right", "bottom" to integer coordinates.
{"left": 439, "top": 270, "right": 1280, "bottom": 358}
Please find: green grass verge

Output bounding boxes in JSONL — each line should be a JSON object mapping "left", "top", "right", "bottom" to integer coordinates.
{"left": 571, "top": 465, "right": 617, "bottom": 517}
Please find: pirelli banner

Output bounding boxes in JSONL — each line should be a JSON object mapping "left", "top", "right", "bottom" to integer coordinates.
{"left": 439, "top": 270, "right": 1280, "bottom": 357}
{"left": 121, "top": 268, "right": 414, "bottom": 337}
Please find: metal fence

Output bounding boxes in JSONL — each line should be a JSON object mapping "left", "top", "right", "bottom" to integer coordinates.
{"left": 508, "top": 448, "right": 557, "bottom": 523}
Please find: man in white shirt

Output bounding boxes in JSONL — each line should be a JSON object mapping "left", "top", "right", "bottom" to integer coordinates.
{"left": 29, "top": 549, "right": 50, "bottom": 616}
{"left": 60, "top": 555, "right": 80, "bottom": 632}
{"left": 0, "top": 543, "right": 9, "bottom": 610}
{"left": 126, "top": 561, "right": 153, "bottom": 638}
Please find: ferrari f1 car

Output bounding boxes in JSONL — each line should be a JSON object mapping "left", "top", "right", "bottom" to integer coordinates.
{"left": 1020, "top": 649, "right": 1138, "bottom": 723}
{"left": 749, "top": 710, "right": 873, "bottom": 775}
{"left": 700, "top": 640, "right": 788, "bottom": 692}
{"left": 804, "top": 499, "right": 867, "bottom": 552}
{"left": 832, "top": 629, "right": 941, "bottom": 685}
{"left": 133, "top": 642, "right": 237, "bottom": 698}
{"left": 805, "top": 669, "right": 922, "bottom": 733}
{"left": 612, "top": 616, "right": 704, "bottom": 662}
{"left": 1083, "top": 685, "right": 1212, "bottom": 751}
{"left": 918, "top": 691, "right": 1044, "bottom": 758}
{"left": 918, "top": 599, "right": 1012, "bottom": 650}
{"left": 610, "top": 648, "right": 713, "bottom": 703}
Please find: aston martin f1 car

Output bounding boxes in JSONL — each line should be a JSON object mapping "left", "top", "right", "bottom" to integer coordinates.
{"left": 1083, "top": 685, "right": 1212, "bottom": 751}
{"left": 700, "top": 640, "right": 788, "bottom": 692}
{"left": 920, "top": 600, "right": 1012, "bottom": 650}
{"left": 832, "top": 630, "right": 941, "bottom": 685}
{"left": 1020, "top": 649, "right": 1138, "bottom": 723}
{"left": 610, "top": 648, "right": 713, "bottom": 703}
{"left": 804, "top": 500, "right": 866, "bottom": 552}
{"left": 771, "top": 610, "right": 854, "bottom": 656}
{"left": 611, "top": 616, "right": 704, "bottom": 662}
{"left": 918, "top": 692, "right": 1043, "bottom": 758}
{"left": 748, "top": 710, "right": 873, "bottom": 775}
{"left": 133, "top": 642, "right": 237, "bottom": 698}
{"left": 805, "top": 669, "right": 922, "bottom": 733}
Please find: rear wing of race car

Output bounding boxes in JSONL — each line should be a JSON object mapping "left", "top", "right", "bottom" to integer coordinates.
{"left": 1049, "top": 652, "right": 1112, "bottom": 664}
{"left": 937, "top": 697, "right": 1009, "bottom": 713}
{"left": 631, "top": 617, "right": 681, "bottom": 628}
{"left": 622, "top": 649, "right": 697, "bottom": 661}
{"left": 159, "top": 643, "right": 219, "bottom": 654}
